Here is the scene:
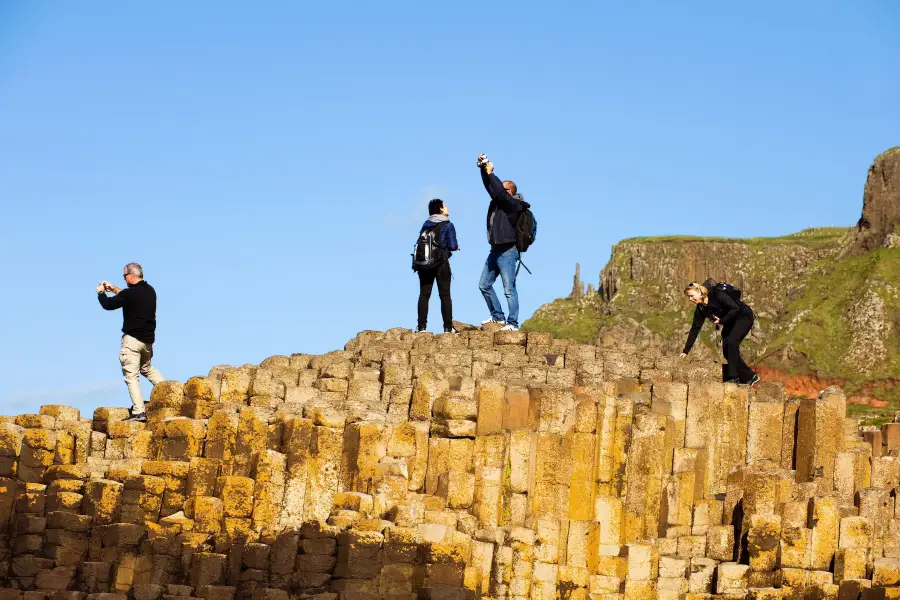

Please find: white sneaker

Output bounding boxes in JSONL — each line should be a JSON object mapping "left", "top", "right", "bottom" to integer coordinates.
{"left": 482, "top": 318, "right": 505, "bottom": 325}
{"left": 499, "top": 324, "right": 519, "bottom": 331}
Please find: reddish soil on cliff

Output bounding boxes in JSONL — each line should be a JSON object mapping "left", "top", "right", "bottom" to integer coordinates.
{"left": 755, "top": 366, "right": 898, "bottom": 408}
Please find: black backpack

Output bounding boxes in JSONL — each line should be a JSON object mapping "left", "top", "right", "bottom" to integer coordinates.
{"left": 515, "top": 201, "right": 537, "bottom": 253}
{"left": 702, "top": 278, "right": 742, "bottom": 301}
{"left": 411, "top": 222, "right": 449, "bottom": 272}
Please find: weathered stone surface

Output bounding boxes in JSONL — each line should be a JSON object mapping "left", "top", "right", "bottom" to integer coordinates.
{"left": 747, "top": 397, "right": 784, "bottom": 464}
{"left": 795, "top": 387, "right": 846, "bottom": 494}
{"left": 706, "top": 525, "right": 735, "bottom": 562}
{"left": 747, "top": 514, "right": 781, "bottom": 571}
{"left": 0, "top": 327, "right": 891, "bottom": 599}
{"left": 809, "top": 496, "right": 841, "bottom": 571}
{"left": 716, "top": 562, "right": 750, "bottom": 594}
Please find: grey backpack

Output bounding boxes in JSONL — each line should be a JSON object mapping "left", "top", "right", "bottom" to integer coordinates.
{"left": 411, "top": 222, "right": 448, "bottom": 272}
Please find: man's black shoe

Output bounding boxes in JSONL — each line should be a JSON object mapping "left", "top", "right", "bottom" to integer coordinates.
{"left": 124, "top": 411, "right": 147, "bottom": 423}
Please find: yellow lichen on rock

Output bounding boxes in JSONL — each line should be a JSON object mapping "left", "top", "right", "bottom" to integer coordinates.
{"left": 0, "top": 327, "right": 896, "bottom": 599}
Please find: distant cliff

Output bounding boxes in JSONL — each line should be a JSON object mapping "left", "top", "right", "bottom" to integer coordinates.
{"left": 525, "top": 148, "right": 900, "bottom": 416}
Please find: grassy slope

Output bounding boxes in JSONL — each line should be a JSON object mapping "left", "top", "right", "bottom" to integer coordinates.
{"left": 522, "top": 298, "right": 602, "bottom": 343}
{"left": 762, "top": 248, "right": 900, "bottom": 395}
{"left": 524, "top": 228, "right": 848, "bottom": 345}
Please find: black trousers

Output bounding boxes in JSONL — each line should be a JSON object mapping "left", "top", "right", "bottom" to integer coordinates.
{"left": 417, "top": 262, "right": 452, "bottom": 330}
{"left": 722, "top": 313, "right": 756, "bottom": 383}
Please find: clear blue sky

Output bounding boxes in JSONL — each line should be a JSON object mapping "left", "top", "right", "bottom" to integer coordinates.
{"left": 1, "top": 2, "right": 897, "bottom": 417}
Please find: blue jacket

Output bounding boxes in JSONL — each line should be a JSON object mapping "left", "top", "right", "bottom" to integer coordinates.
{"left": 481, "top": 170, "right": 524, "bottom": 247}
{"left": 420, "top": 220, "right": 459, "bottom": 258}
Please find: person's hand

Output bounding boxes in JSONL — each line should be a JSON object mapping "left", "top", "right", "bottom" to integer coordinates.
{"left": 679, "top": 352, "right": 688, "bottom": 359}
{"left": 712, "top": 316, "right": 721, "bottom": 324}
{"left": 485, "top": 161, "right": 494, "bottom": 175}
{"left": 101, "top": 281, "right": 111, "bottom": 291}
{"left": 96, "top": 282, "right": 106, "bottom": 294}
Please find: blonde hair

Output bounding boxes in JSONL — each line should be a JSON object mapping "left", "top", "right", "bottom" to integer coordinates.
{"left": 684, "top": 282, "right": 708, "bottom": 298}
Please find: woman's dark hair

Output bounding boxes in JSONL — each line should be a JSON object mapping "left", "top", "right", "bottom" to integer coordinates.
{"left": 428, "top": 199, "right": 444, "bottom": 216}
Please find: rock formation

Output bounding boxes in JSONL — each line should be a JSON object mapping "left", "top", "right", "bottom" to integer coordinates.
{"left": 848, "top": 147, "right": 900, "bottom": 254}
{"left": 571, "top": 265, "right": 584, "bottom": 300}
{"left": 1, "top": 327, "right": 899, "bottom": 599}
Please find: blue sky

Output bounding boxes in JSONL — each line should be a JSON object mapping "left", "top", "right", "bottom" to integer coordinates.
{"left": 1, "top": 2, "right": 898, "bottom": 417}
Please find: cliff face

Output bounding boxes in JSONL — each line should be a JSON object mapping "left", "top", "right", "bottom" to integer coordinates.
{"left": 596, "top": 232, "right": 841, "bottom": 315}
{"left": 525, "top": 149, "right": 900, "bottom": 414}
{"left": 1, "top": 326, "right": 899, "bottom": 599}
{"left": 849, "top": 147, "right": 900, "bottom": 253}
{"left": 526, "top": 228, "right": 849, "bottom": 355}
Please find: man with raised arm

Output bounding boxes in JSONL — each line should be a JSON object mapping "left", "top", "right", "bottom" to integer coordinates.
{"left": 477, "top": 153, "right": 524, "bottom": 331}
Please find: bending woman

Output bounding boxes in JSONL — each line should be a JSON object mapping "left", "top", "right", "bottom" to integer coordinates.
{"left": 680, "top": 282, "right": 760, "bottom": 385}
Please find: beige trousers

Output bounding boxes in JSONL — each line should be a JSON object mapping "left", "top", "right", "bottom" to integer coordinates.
{"left": 120, "top": 334, "right": 165, "bottom": 414}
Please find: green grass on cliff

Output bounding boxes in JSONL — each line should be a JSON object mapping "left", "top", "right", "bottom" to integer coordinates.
{"left": 620, "top": 227, "right": 849, "bottom": 248}
{"left": 763, "top": 248, "right": 900, "bottom": 392}
{"left": 522, "top": 298, "right": 601, "bottom": 343}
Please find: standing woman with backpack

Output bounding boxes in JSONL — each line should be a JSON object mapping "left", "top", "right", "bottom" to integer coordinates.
{"left": 680, "top": 280, "right": 760, "bottom": 385}
{"left": 411, "top": 199, "right": 460, "bottom": 333}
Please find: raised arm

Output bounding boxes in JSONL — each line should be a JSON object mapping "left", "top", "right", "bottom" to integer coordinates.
{"left": 98, "top": 287, "right": 129, "bottom": 310}
{"left": 682, "top": 306, "right": 706, "bottom": 354}
{"left": 480, "top": 166, "right": 493, "bottom": 194}
{"left": 480, "top": 169, "right": 521, "bottom": 213}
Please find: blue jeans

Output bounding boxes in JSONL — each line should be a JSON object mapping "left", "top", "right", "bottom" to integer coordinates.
{"left": 479, "top": 246, "right": 519, "bottom": 327}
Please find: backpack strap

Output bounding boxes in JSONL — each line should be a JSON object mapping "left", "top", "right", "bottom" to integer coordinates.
{"left": 416, "top": 221, "right": 447, "bottom": 241}
{"left": 515, "top": 256, "right": 532, "bottom": 276}
{"left": 427, "top": 221, "right": 451, "bottom": 264}
{"left": 431, "top": 221, "right": 451, "bottom": 246}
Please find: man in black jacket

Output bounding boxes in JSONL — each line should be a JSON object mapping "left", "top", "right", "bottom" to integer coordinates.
{"left": 477, "top": 154, "right": 523, "bottom": 331}
{"left": 97, "top": 262, "right": 165, "bottom": 422}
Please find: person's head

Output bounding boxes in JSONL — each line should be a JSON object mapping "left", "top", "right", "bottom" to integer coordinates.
{"left": 502, "top": 180, "right": 517, "bottom": 196}
{"left": 123, "top": 263, "right": 143, "bottom": 287}
{"left": 428, "top": 199, "right": 449, "bottom": 216}
{"left": 684, "top": 282, "right": 709, "bottom": 304}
